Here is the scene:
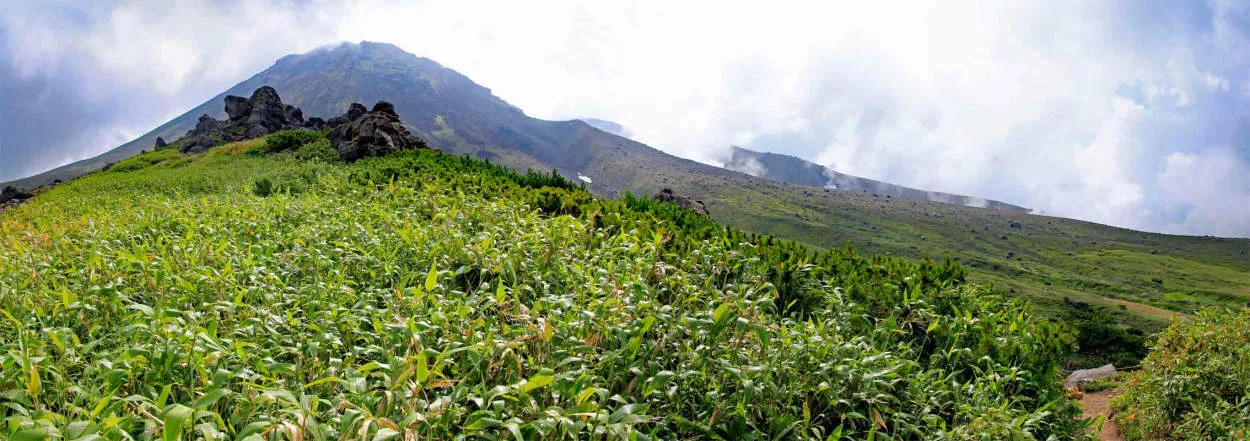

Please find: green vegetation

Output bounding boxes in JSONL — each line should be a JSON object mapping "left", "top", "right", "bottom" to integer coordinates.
{"left": 257, "top": 129, "right": 325, "bottom": 155}
{"left": 1112, "top": 308, "right": 1250, "bottom": 440}
{"left": 9, "top": 41, "right": 1247, "bottom": 372}
{"left": 107, "top": 148, "right": 186, "bottom": 173}
{"left": 0, "top": 138, "right": 1094, "bottom": 439}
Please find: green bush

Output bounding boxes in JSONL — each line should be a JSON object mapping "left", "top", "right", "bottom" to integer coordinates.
{"left": 1113, "top": 307, "right": 1250, "bottom": 440}
{"left": 251, "top": 176, "right": 277, "bottom": 196}
{"left": 294, "top": 138, "right": 339, "bottom": 162}
{"left": 258, "top": 128, "right": 323, "bottom": 154}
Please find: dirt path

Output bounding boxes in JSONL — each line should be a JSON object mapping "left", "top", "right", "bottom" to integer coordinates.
{"left": 1080, "top": 390, "right": 1125, "bottom": 441}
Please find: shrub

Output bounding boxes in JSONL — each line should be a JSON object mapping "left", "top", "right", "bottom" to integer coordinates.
{"left": 251, "top": 176, "right": 276, "bottom": 196}
{"left": 257, "top": 129, "right": 322, "bottom": 154}
{"left": 1113, "top": 307, "right": 1250, "bottom": 440}
{"left": 294, "top": 138, "right": 339, "bottom": 162}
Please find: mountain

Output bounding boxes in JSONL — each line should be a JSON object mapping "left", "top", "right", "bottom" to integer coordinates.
{"left": 579, "top": 118, "right": 632, "bottom": 138}
{"left": 7, "top": 41, "right": 1250, "bottom": 367}
{"left": 724, "top": 146, "right": 1030, "bottom": 212}
{"left": 571, "top": 120, "right": 1026, "bottom": 213}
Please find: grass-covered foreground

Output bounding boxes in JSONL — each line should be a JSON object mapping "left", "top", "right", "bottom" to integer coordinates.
{"left": 1, "top": 136, "right": 1093, "bottom": 439}
{"left": 1112, "top": 307, "right": 1250, "bottom": 440}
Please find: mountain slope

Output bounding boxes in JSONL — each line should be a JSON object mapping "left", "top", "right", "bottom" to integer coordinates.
{"left": 724, "top": 146, "right": 1030, "bottom": 212}
{"left": 7, "top": 42, "right": 1250, "bottom": 366}
{"left": 0, "top": 137, "right": 1093, "bottom": 439}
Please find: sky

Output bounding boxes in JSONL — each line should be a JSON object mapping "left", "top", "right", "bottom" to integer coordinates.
{"left": 3, "top": 0, "right": 1250, "bottom": 237}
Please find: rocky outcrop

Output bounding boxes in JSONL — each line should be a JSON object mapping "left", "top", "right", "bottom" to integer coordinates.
{"left": 326, "top": 101, "right": 431, "bottom": 162}
{"left": 654, "top": 188, "right": 710, "bottom": 216}
{"left": 1064, "top": 364, "right": 1117, "bottom": 389}
{"left": 154, "top": 137, "right": 167, "bottom": 149}
{"left": 171, "top": 86, "right": 432, "bottom": 161}
{"left": 0, "top": 186, "right": 33, "bottom": 212}
{"left": 179, "top": 86, "right": 309, "bottom": 153}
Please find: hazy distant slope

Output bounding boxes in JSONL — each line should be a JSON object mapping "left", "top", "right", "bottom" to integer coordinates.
{"left": 725, "top": 146, "right": 1030, "bottom": 212}
{"left": 8, "top": 42, "right": 1249, "bottom": 364}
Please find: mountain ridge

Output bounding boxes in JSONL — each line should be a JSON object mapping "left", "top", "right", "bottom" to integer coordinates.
{"left": 724, "top": 145, "right": 1031, "bottom": 213}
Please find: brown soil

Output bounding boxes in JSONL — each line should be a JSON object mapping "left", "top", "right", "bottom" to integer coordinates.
{"left": 1080, "top": 390, "right": 1126, "bottom": 441}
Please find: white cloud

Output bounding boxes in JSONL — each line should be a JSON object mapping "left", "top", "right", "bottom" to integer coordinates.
{"left": 1203, "top": 72, "right": 1231, "bottom": 91}
{"left": 4, "top": 0, "right": 1250, "bottom": 236}
{"left": 1157, "top": 148, "right": 1250, "bottom": 236}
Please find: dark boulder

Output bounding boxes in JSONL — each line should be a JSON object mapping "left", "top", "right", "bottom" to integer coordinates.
{"left": 653, "top": 188, "right": 710, "bottom": 216}
{"left": 154, "top": 137, "right": 167, "bottom": 149}
{"left": 284, "top": 104, "right": 303, "bottom": 123}
{"left": 303, "top": 117, "right": 326, "bottom": 130}
{"left": 345, "top": 103, "right": 368, "bottom": 121}
{"left": 224, "top": 96, "right": 252, "bottom": 120}
{"left": 328, "top": 101, "right": 431, "bottom": 162}
{"left": 371, "top": 101, "right": 398, "bottom": 117}
{"left": 325, "top": 116, "right": 348, "bottom": 128}
{"left": 180, "top": 115, "right": 226, "bottom": 153}
{"left": 0, "top": 186, "right": 32, "bottom": 204}
{"left": 178, "top": 86, "right": 307, "bottom": 153}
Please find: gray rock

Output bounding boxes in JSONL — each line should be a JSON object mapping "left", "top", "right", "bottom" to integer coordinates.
{"left": 345, "top": 103, "right": 368, "bottom": 121}
{"left": 154, "top": 137, "right": 167, "bottom": 149}
{"left": 224, "top": 95, "right": 252, "bottom": 120}
{"left": 653, "top": 188, "right": 710, "bottom": 216}
{"left": 1064, "top": 364, "right": 1116, "bottom": 389}
{"left": 178, "top": 86, "right": 307, "bottom": 153}
{"left": 303, "top": 117, "right": 326, "bottom": 130}
{"left": 329, "top": 101, "right": 430, "bottom": 162}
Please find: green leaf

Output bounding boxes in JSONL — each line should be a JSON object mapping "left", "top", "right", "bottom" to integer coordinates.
{"left": 424, "top": 263, "right": 438, "bottom": 291}
{"left": 416, "top": 352, "right": 429, "bottom": 383}
{"left": 193, "top": 388, "right": 230, "bottom": 410}
{"left": 128, "top": 304, "right": 155, "bottom": 316}
{"left": 60, "top": 286, "right": 77, "bottom": 309}
{"left": 27, "top": 361, "right": 41, "bottom": 398}
{"left": 372, "top": 428, "right": 401, "bottom": 441}
{"left": 520, "top": 369, "right": 554, "bottom": 394}
{"left": 163, "top": 404, "right": 195, "bottom": 441}
{"left": 12, "top": 429, "right": 48, "bottom": 441}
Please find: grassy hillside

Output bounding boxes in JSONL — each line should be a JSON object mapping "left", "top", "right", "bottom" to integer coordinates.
{"left": 8, "top": 42, "right": 1247, "bottom": 368}
{"left": 0, "top": 136, "right": 1097, "bottom": 439}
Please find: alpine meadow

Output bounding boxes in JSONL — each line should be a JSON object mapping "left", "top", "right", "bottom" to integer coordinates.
{"left": 2, "top": 133, "right": 1092, "bottom": 439}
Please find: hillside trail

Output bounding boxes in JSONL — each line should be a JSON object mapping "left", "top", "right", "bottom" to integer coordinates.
{"left": 1080, "top": 390, "right": 1125, "bottom": 441}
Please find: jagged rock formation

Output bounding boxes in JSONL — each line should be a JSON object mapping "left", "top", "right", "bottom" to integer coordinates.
{"left": 170, "top": 86, "right": 431, "bottom": 161}
{"left": 327, "top": 101, "right": 430, "bottom": 162}
{"left": 179, "top": 86, "right": 316, "bottom": 153}
{"left": 654, "top": 188, "right": 710, "bottom": 217}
